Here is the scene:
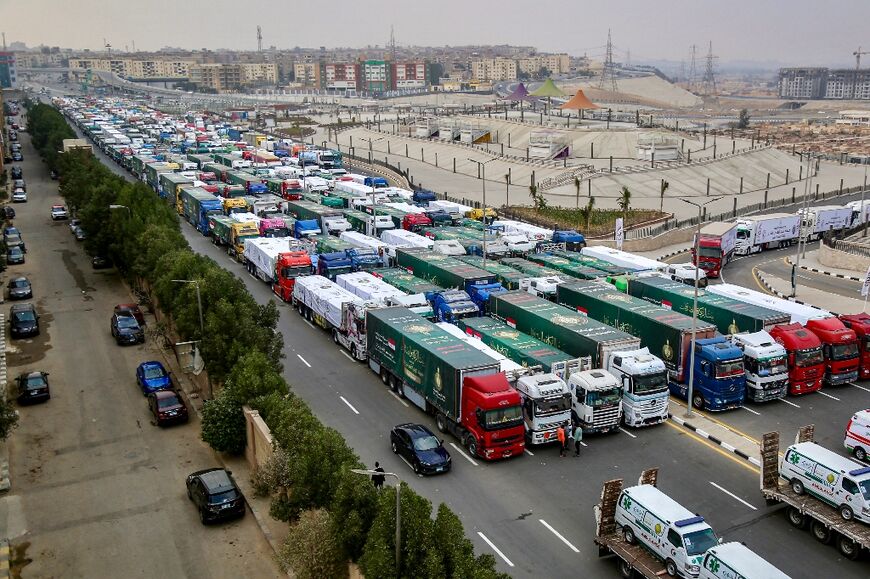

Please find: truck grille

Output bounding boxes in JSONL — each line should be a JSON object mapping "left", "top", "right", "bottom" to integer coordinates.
{"left": 593, "top": 405, "right": 621, "bottom": 428}
{"left": 638, "top": 397, "right": 668, "bottom": 417}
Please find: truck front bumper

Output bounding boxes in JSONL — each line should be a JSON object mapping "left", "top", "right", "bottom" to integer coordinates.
{"left": 826, "top": 370, "right": 859, "bottom": 386}
{"left": 747, "top": 382, "right": 788, "bottom": 402}
{"left": 705, "top": 395, "right": 745, "bottom": 412}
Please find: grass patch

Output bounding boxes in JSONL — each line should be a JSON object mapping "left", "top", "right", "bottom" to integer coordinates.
{"left": 507, "top": 206, "right": 667, "bottom": 237}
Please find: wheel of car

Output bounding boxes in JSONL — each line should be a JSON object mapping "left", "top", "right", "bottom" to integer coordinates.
{"left": 837, "top": 535, "right": 860, "bottom": 560}
{"left": 791, "top": 478, "right": 805, "bottom": 495}
{"left": 199, "top": 508, "right": 208, "bottom": 525}
{"left": 412, "top": 461, "right": 421, "bottom": 475}
{"left": 618, "top": 559, "right": 634, "bottom": 579}
{"left": 436, "top": 413, "right": 448, "bottom": 434}
{"left": 787, "top": 507, "right": 806, "bottom": 528}
{"left": 665, "top": 559, "right": 678, "bottom": 577}
{"left": 691, "top": 393, "right": 705, "bottom": 410}
{"left": 839, "top": 504, "right": 854, "bottom": 521}
{"left": 811, "top": 521, "right": 832, "bottom": 544}
{"left": 622, "top": 526, "right": 635, "bottom": 545}
{"left": 855, "top": 446, "right": 867, "bottom": 462}
{"left": 391, "top": 441, "right": 398, "bottom": 454}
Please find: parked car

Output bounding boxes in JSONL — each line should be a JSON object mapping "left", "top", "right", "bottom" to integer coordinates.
{"left": 91, "top": 255, "right": 113, "bottom": 269}
{"left": 10, "top": 166, "right": 22, "bottom": 179}
{"left": 389, "top": 423, "right": 451, "bottom": 475}
{"left": 148, "top": 390, "right": 189, "bottom": 426}
{"left": 5, "top": 233, "right": 26, "bottom": 252}
{"left": 11, "top": 189, "right": 26, "bottom": 203}
{"left": 11, "top": 152, "right": 22, "bottom": 162}
{"left": 136, "top": 361, "right": 171, "bottom": 394}
{"left": 7, "top": 277, "right": 32, "bottom": 300}
{"left": 185, "top": 468, "right": 246, "bottom": 524}
{"left": 50, "top": 205, "right": 69, "bottom": 220}
{"left": 114, "top": 303, "right": 145, "bottom": 326}
{"left": 110, "top": 313, "right": 144, "bottom": 345}
{"left": 12, "top": 179, "right": 25, "bottom": 191}
{"left": 6, "top": 245, "right": 25, "bottom": 265}
{"left": 2, "top": 206, "right": 15, "bottom": 220}
{"left": 10, "top": 303, "right": 39, "bottom": 338}
{"left": 69, "top": 218, "right": 81, "bottom": 233}
{"left": 4, "top": 226, "right": 21, "bottom": 239}
{"left": 73, "top": 226, "right": 86, "bottom": 241}
{"left": 16, "top": 371, "right": 50, "bottom": 404}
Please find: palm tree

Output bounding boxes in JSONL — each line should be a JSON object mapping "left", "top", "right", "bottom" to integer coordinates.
{"left": 580, "top": 196, "right": 595, "bottom": 232}
{"left": 574, "top": 177, "right": 581, "bottom": 209}
{"left": 529, "top": 184, "right": 539, "bottom": 212}
{"left": 659, "top": 179, "right": 669, "bottom": 213}
{"left": 617, "top": 186, "right": 632, "bottom": 223}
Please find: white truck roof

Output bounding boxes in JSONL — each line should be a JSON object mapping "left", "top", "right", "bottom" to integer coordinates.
{"left": 570, "top": 369, "right": 619, "bottom": 391}
{"left": 380, "top": 228, "right": 434, "bottom": 249}
{"left": 336, "top": 271, "right": 405, "bottom": 302}
{"left": 340, "top": 231, "right": 389, "bottom": 252}
{"left": 294, "top": 275, "right": 361, "bottom": 329}
{"left": 230, "top": 212, "right": 260, "bottom": 224}
{"left": 702, "top": 543, "right": 790, "bottom": 579}
{"left": 582, "top": 246, "right": 666, "bottom": 272}
{"left": 707, "top": 283, "right": 831, "bottom": 325}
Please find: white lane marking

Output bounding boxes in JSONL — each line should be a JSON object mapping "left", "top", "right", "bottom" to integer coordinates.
{"left": 779, "top": 398, "right": 801, "bottom": 408}
{"left": 339, "top": 396, "right": 360, "bottom": 415}
{"left": 304, "top": 319, "right": 316, "bottom": 330}
{"left": 389, "top": 391, "right": 410, "bottom": 408}
{"left": 849, "top": 382, "right": 870, "bottom": 393}
{"left": 477, "top": 532, "right": 515, "bottom": 567}
{"left": 709, "top": 481, "right": 757, "bottom": 511}
{"left": 817, "top": 391, "right": 840, "bottom": 401}
{"left": 524, "top": 449, "right": 535, "bottom": 456}
{"left": 297, "top": 354, "right": 311, "bottom": 367}
{"left": 619, "top": 427, "right": 637, "bottom": 439}
{"left": 339, "top": 349, "right": 355, "bottom": 362}
{"left": 539, "top": 519, "right": 580, "bottom": 553}
{"left": 449, "top": 442, "right": 479, "bottom": 466}
{"left": 741, "top": 406, "right": 761, "bottom": 416}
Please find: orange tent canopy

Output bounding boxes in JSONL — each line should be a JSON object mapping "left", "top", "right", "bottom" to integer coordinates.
{"left": 559, "top": 89, "right": 599, "bottom": 110}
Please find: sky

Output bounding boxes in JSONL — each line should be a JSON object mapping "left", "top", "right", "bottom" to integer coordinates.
{"left": 0, "top": 0, "right": 866, "bottom": 67}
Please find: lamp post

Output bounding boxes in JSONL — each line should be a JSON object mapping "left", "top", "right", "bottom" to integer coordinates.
{"left": 467, "top": 157, "right": 497, "bottom": 268}
{"left": 360, "top": 136, "right": 385, "bottom": 165}
{"left": 678, "top": 196, "right": 723, "bottom": 417}
{"left": 109, "top": 204, "right": 132, "bottom": 216}
{"left": 350, "top": 468, "right": 401, "bottom": 570}
{"left": 792, "top": 153, "right": 815, "bottom": 297}
{"left": 172, "top": 278, "right": 210, "bottom": 399}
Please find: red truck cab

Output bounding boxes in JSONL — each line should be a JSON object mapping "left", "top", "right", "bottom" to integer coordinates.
{"left": 281, "top": 179, "right": 303, "bottom": 201}
{"left": 805, "top": 317, "right": 860, "bottom": 386}
{"left": 272, "top": 251, "right": 312, "bottom": 302}
{"left": 692, "top": 237, "right": 727, "bottom": 277}
{"left": 461, "top": 374, "right": 525, "bottom": 460}
{"left": 840, "top": 313, "right": 870, "bottom": 379}
{"left": 769, "top": 323, "right": 824, "bottom": 394}
{"left": 402, "top": 213, "right": 432, "bottom": 232}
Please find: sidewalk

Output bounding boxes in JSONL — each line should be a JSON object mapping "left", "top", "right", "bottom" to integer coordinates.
{"left": 787, "top": 249, "right": 863, "bottom": 282}
{"left": 668, "top": 400, "right": 762, "bottom": 469}
{"left": 755, "top": 268, "right": 865, "bottom": 315}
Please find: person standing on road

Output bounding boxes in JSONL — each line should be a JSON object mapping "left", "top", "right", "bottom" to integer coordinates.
{"left": 573, "top": 424, "right": 583, "bottom": 457}
{"left": 372, "top": 462, "right": 386, "bottom": 490}
{"left": 556, "top": 424, "right": 567, "bottom": 457}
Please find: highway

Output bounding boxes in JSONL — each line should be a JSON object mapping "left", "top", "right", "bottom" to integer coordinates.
{"left": 52, "top": 93, "right": 870, "bottom": 578}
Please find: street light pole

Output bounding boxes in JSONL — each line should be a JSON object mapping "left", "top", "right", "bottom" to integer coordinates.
{"left": 468, "top": 158, "right": 496, "bottom": 268}
{"left": 678, "top": 196, "right": 722, "bottom": 417}
{"left": 792, "top": 153, "right": 814, "bottom": 296}
{"left": 172, "top": 279, "right": 209, "bottom": 398}
{"left": 350, "top": 469, "right": 401, "bottom": 570}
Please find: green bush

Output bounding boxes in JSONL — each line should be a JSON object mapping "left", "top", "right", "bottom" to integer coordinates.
{"left": 276, "top": 509, "right": 347, "bottom": 579}
{"left": 200, "top": 395, "right": 247, "bottom": 454}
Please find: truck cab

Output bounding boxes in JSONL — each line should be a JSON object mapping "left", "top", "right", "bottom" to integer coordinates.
{"left": 768, "top": 323, "right": 824, "bottom": 395}
{"left": 805, "top": 317, "right": 860, "bottom": 386}
{"left": 335, "top": 301, "right": 368, "bottom": 361}
{"left": 465, "top": 281, "right": 508, "bottom": 315}
{"left": 293, "top": 219, "right": 321, "bottom": 238}
{"left": 515, "top": 373, "right": 573, "bottom": 445}
{"left": 346, "top": 248, "right": 383, "bottom": 272}
{"left": 272, "top": 251, "right": 312, "bottom": 302}
{"left": 260, "top": 217, "right": 291, "bottom": 238}
{"left": 321, "top": 215, "right": 352, "bottom": 235}
{"left": 425, "top": 210, "right": 454, "bottom": 227}
{"left": 230, "top": 222, "right": 259, "bottom": 261}
{"left": 670, "top": 336, "right": 746, "bottom": 411}
{"left": 222, "top": 197, "right": 247, "bottom": 215}
{"left": 519, "top": 276, "right": 564, "bottom": 301}
{"left": 731, "top": 331, "right": 788, "bottom": 402}
{"left": 551, "top": 230, "right": 586, "bottom": 251}
{"left": 839, "top": 313, "right": 870, "bottom": 380}
{"left": 402, "top": 213, "right": 432, "bottom": 232}
{"left": 429, "top": 290, "right": 480, "bottom": 323}
{"left": 567, "top": 370, "right": 622, "bottom": 434}
{"left": 501, "top": 234, "right": 535, "bottom": 255}
{"left": 432, "top": 240, "right": 466, "bottom": 256}
{"left": 316, "top": 251, "right": 353, "bottom": 280}
{"left": 412, "top": 189, "right": 437, "bottom": 205}
{"left": 667, "top": 263, "right": 708, "bottom": 287}
{"left": 457, "top": 374, "right": 526, "bottom": 460}
{"left": 692, "top": 222, "right": 736, "bottom": 277}
{"left": 606, "top": 348, "right": 669, "bottom": 428}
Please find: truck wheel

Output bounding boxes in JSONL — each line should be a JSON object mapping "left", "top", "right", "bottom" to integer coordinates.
{"left": 350, "top": 345, "right": 358, "bottom": 360}
{"left": 622, "top": 527, "right": 635, "bottom": 545}
{"left": 691, "top": 393, "right": 705, "bottom": 410}
{"left": 665, "top": 559, "right": 678, "bottom": 577}
{"left": 811, "top": 521, "right": 832, "bottom": 544}
{"left": 618, "top": 559, "right": 634, "bottom": 579}
{"left": 837, "top": 535, "right": 860, "bottom": 560}
{"left": 436, "top": 413, "right": 448, "bottom": 433}
{"left": 855, "top": 446, "right": 867, "bottom": 462}
{"left": 332, "top": 330, "right": 339, "bottom": 344}
{"left": 791, "top": 478, "right": 805, "bottom": 495}
{"left": 787, "top": 507, "right": 807, "bottom": 528}
{"left": 381, "top": 370, "right": 389, "bottom": 386}
{"left": 465, "top": 435, "right": 478, "bottom": 458}
{"left": 839, "top": 504, "right": 855, "bottom": 521}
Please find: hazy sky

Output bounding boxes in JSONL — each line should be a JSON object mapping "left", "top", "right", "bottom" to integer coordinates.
{"left": 1, "top": 0, "right": 865, "bottom": 66}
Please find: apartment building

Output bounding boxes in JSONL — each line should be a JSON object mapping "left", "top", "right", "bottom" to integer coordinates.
{"left": 779, "top": 67, "right": 870, "bottom": 100}
{"left": 394, "top": 62, "right": 428, "bottom": 89}
{"left": 0, "top": 52, "right": 17, "bottom": 88}
{"left": 517, "top": 54, "right": 570, "bottom": 75}
{"left": 322, "top": 63, "right": 360, "bottom": 91}
{"left": 293, "top": 62, "right": 321, "bottom": 87}
{"left": 471, "top": 57, "right": 518, "bottom": 82}
{"left": 69, "top": 57, "right": 194, "bottom": 79}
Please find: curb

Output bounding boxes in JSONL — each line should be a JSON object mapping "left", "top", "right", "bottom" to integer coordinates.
{"left": 784, "top": 256, "right": 862, "bottom": 282}
{"left": 669, "top": 414, "right": 762, "bottom": 467}
{"left": 656, "top": 247, "right": 691, "bottom": 261}
{"left": 753, "top": 268, "right": 840, "bottom": 315}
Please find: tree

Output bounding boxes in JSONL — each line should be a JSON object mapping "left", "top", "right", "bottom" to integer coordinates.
{"left": 277, "top": 509, "right": 347, "bottom": 579}
{"left": 618, "top": 186, "right": 632, "bottom": 222}
{"left": 659, "top": 179, "right": 670, "bottom": 213}
{"left": 737, "top": 108, "right": 750, "bottom": 129}
{"left": 580, "top": 196, "right": 595, "bottom": 232}
{"left": 574, "top": 177, "right": 581, "bottom": 209}
{"left": 223, "top": 350, "right": 286, "bottom": 406}
{"left": 0, "top": 396, "right": 19, "bottom": 441}
{"left": 330, "top": 468, "right": 379, "bottom": 561}
{"left": 200, "top": 394, "right": 247, "bottom": 454}
{"left": 529, "top": 184, "right": 546, "bottom": 212}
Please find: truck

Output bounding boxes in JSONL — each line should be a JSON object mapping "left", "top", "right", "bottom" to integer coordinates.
{"left": 551, "top": 230, "right": 586, "bottom": 251}
{"left": 760, "top": 425, "right": 870, "bottom": 561}
{"left": 557, "top": 280, "right": 744, "bottom": 411}
{"left": 488, "top": 291, "right": 641, "bottom": 369}
{"left": 734, "top": 213, "right": 800, "bottom": 256}
{"left": 373, "top": 205, "right": 433, "bottom": 232}
{"left": 518, "top": 276, "right": 567, "bottom": 301}
{"left": 436, "top": 322, "right": 533, "bottom": 386}
{"left": 259, "top": 217, "right": 291, "bottom": 238}
{"left": 567, "top": 369, "right": 623, "bottom": 434}
{"left": 767, "top": 323, "right": 825, "bottom": 395}
{"left": 158, "top": 172, "right": 193, "bottom": 202}
{"left": 455, "top": 255, "right": 526, "bottom": 290}
{"left": 839, "top": 313, "right": 870, "bottom": 380}
{"left": 379, "top": 228, "right": 433, "bottom": 250}
{"left": 316, "top": 251, "right": 353, "bottom": 280}
{"left": 730, "top": 331, "right": 789, "bottom": 402}
{"left": 692, "top": 222, "right": 737, "bottom": 277}
{"left": 605, "top": 348, "right": 670, "bottom": 428}
{"left": 339, "top": 231, "right": 390, "bottom": 264}
{"left": 180, "top": 187, "right": 222, "bottom": 235}
{"left": 581, "top": 247, "right": 666, "bottom": 273}
{"left": 293, "top": 219, "right": 321, "bottom": 238}
{"left": 799, "top": 205, "right": 853, "bottom": 241}
{"left": 337, "top": 272, "right": 433, "bottom": 319}
{"left": 344, "top": 209, "right": 395, "bottom": 237}
{"left": 243, "top": 236, "right": 311, "bottom": 289}
{"left": 265, "top": 178, "right": 303, "bottom": 200}
{"left": 222, "top": 197, "right": 248, "bottom": 215}
{"left": 372, "top": 268, "right": 442, "bottom": 296}
{"left": 530, "top": 253, "right": 620, "bottom": 279}
{"left": 292, "top": 275, "right": 367, "bottom": 361}
{"left": 365, "top": 307, "right": 526, "bottom": 460}
{"left": 286, "top": 200, "right": 351, "bottom": 235}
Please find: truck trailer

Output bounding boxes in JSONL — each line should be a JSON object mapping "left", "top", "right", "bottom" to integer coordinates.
{"left": 734, "top": 213, "right": 800, "bottom": 256}
{"left": 692, "top": 222, "right": 737, "bottom": 277}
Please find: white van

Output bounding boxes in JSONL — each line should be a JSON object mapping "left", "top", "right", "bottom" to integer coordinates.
{"left": 844, "top": 409, "right": 870, "bottom": 462}
{"left": 615, "top": 484, "right": 718, "bottom": 577}
{"left": 780, "top": 441, "right": 870, "bottom": 522}
{"left": 700, "top": 542, "right": 790, "bottom": 579}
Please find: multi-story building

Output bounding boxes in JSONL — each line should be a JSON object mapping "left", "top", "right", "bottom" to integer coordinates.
{"left": 293, "top": 62, "right": 320, "bottom": 87}
{"left": 779, "top": 67, "right": 870, "bottom": 100}
{"left": 471, "top": 57, "right": 518, "bottom": 82}
{"left": 0, "top": 52, "right": 17, "bottom": 88}
{"left": 517, "top": 54, "right": 570, "bottom": 76}
{"left": 240, "top": 62, "right": 278, "bottom": 85}
{"left": 361, "top": 60, "right": 391, "bottom": 93}
{"left": 190, "top": 63, "right": 242, "bottom": 92}
{"left": 69, "top": 57, "right": 194, "bottom": 79}
{"left": 322, "top": 62, "right": 360, "bottom": 91}
{"left": 394, "top": 62, "right": 428, "bottom": 89}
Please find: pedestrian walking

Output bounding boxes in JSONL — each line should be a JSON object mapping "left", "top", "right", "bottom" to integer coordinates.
{"left": 372, "top": 462, "right": 386, "bottom": 490}
{"left": 556, "top": 424, "right": 567, "bottom": 457}
{"left": 573, "top": 424, "right": 583, "bottom": 457}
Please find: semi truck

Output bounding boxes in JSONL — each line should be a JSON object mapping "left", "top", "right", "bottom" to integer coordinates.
{"left": 558, "top": 280, "right": 745, "bottom": 411}
{"left": 180, "top": 187, "right": 222, "bottom": 235}
{"left": 366, "top": 307, "right": 526, "bottom": 460}
{"left": 604, "top": 348, "right": 670, "bottom": 428}
{"left": 286, "top": 200, "right": 352, "bottom": 235}
{"left": 259, "top": 217, "right": 291, "bottom": 238}
{"left": 532, "top": 252, "right": 622, "bottom": 279}
{"left": 839, "top": 313, "right": 870, "bottom": 380}
{"left": 799, "top": 205, "right": 853, "bottom": 241}
{"left": 518, "top": 276, "right": 567, "bottom": 301}
{"left": 158, "top": 172, "right": 193, "bottom": 202}
{"left": 455, "top": 255, "right": 526, "bottom": 290}
{"left": 292, "top": 275, "right": 368, "bottom": 361}
{"left": 209, "top": 215, "right": 259, "bottom": 260}
{"left": 380, "top": 228, "right": 433, "bottom": 250}
{"left": 243, "top": 237, "right": 311, "bottom": 292}
{"left": 692, "top": 222, "right": 737, "bottom": 277}
{"left": 734, "top": 213, "right": 800, "bottom": 256}
{"left": 581, "top": 247, "right": 666, "bottom": 273}
{"left": 730, "top": 331, "right": 789, "bottom": 402}
{"left": 372, "top": 268, "right": 442, "bottom": 296}
{"left": 767, "top": 324, "right": 824, "bottom": 395}
{"left": 337, "top": 272, "right": 433, "bottom": 319}
{"left": 436, "top": 322, "right": 533, "bottom": 387}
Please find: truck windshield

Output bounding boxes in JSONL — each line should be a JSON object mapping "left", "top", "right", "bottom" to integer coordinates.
{"left": 758, "top": 356, "right": 787, "bottom": 376}
{"left": 697, "top": 247, "right": 721, "bottom": 258}
{"left": 534, "top": 394, "right": 571, "bottom": 417}
{"left": 736, "top": 228, "right": 749, "bottom": 239}
{"left": 795, "top": 347, "right": 824, "bottom": 367}
{"left": 484, "top": 406, "right": 523, "bottom": 429}
{"left": 586, "top": 388, "right": 621, "bottom": 407}
{"left": 715, "top": 359, "right": 744, "bottom": 378}
{"left": 832, "top": 342, "right": 859, "bottom": 360}
{"left": 281, "top": 266, "right": 311, "bottom": 279}
{"left": 683, "top": 528, "right": 719, "bottom": 556}
{"left": 634, "top": 372, "right": 668, "bottom": 395}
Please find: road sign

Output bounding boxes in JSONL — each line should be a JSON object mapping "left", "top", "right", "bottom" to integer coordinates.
{"left": 862, "top": 265, "right": 870, "bottom": 297}
{"left": 615, "top": 218, "right": 624, "bottom": 250}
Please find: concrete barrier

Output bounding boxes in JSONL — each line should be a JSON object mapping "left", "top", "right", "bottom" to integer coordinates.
{"left": 243, "top": 406, "right": 274, "bottom": 471}
{"left": 819, "top": 241, "right": 870, "bottom": 273}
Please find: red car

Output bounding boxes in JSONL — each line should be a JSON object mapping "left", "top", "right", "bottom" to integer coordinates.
{"left": 114, "top": 303, "right": 145, "bottom": 326}
{"left": 148, "top": 390, "right": 189, "bottom": 426}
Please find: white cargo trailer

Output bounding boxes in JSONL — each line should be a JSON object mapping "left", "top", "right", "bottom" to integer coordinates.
{"left": 734, "top": 213, "right": 800, "bottom": 256}
{"left": 581, "top": 246, "right": 666, "bottom": 272}
{"left": 243, "top": 237, "right": 306, "bottom": 283}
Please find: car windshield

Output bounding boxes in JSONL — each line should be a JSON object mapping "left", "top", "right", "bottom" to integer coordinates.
{"left": 683, "top": 528, "right": 719, "bottom": 556}
{"left": 859, "top": 480, "right": 870, "bottom": 501}
{"left": 586, "top": 388, "right": 622, "bottom": 407}
{"left": 483, "top": 405, "right": 523, "bottom": 429}
{"left": 10, "top": 279, "right": 27, "bottom": 288}
{"left": 795, "top": 347, "right": 824, "bottom": 367}
{"left": 8, "top": 247, "right": 22, "bottom": 256}
{"left": 144, "top": 366, "right": 165, "bottom": 380}
{"left": 13, "top": 310, "right": 35, "bottom": 322}
{"left": 281, "top": 266, "right": 310, "bottom": 278}
{"left": 634, "top": 371, "right": 669, "bottom": 394}
{"left": 715, "top": 359, "right": 745, "bottom": 378}
{"left": 25, "top": 375, "right": 46, "bottom": 389}
{"left": 207, "top": 490, "right": 238, "bottom": 504}
{"left": 157, "top": 395, "right": 180, "bottom": 409}
{"left": 832, "top": 342, "right": 859, "bottom": 361}
{"left": 117, "top": 316, "right": 139, "bottom": 329}
{"left": 758, "top": 356, "right": 788, "bottom": 376}
{"left": 412, "top": 435, "right": 441, "bottom": 452}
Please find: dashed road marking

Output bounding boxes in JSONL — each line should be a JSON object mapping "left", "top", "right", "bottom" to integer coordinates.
{"left": 524, "top": 449, "right": 535, "bottom": 456}
{"left": 296, "top": 354, "right": 311, "bottom": 367}
{"left": 709, "top": 481, "right": 757, "bottom": 510}
{"left": 339, "top": 395, "right": 360, "bottom": 415}
{"left": 741, "top": 406, "right": 761, "bottom": 416}
{"left": 539, "top": 519, "right": 580, "bottom": 553}
{"left": 779, "top": 398, "right": 801, "bottom": 408}
{"left": 389, "top": 391, "right": 409, "bottom": 408}
{"left": 303, "top": 319, "right": 316, "bottom": 330}
{"left": 339, "top": 349, "right": 355, "bottom": 362}
{"left": 449, "top": 443, "right": 479, "bottom": 466}
{"left": 619, "top": 427, "right": 637, "bottom": 439}
{"left": 849, "top": 382, "right": 870, "bottom": 393}
{"left": 477, "top": 532, "right": 514, "bottom": 567}
{"left": 817, "top": 391, "right": 840, "bottom": 401}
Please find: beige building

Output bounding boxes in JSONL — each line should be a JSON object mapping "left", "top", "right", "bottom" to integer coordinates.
{"left": 69, "top": 57, "right": 193, "bottom": 79}
{"left": 471, "top": 57, "right": 518, "bottom": 82}
{"left": 517, "top": 54, "right": 570, "bottom": 75}
{"left": 240, "top": 62, "right": 278, "bottom": 85}
{"left": 293, "top": 62, "right": 321, "bottom": 87}
{"left": 190, "top": 63, "right": 241, "bottom": 91}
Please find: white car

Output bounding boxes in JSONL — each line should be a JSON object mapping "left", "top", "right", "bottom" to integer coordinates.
{"left": 845, "top": 409, "right": 870, "bottom": 461}
{"left": 11, "top": 188, "right": 27, "bottom": 203}
{"left": 50, "top": 205, "right": 69, "bottom": 220}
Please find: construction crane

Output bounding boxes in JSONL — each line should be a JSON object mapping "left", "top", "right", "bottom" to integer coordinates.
{"left": 855, "top": 46, "right": 869, "bottom": 71}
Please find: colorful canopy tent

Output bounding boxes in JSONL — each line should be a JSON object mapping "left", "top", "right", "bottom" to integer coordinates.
{"left": 529, "top": 78, "right": 566, "bottom": 115}
{"left": 559, "top": 88, "right": 600, "bottom": 123}
{"left": 505, "top": 82, "right": 536, "bottom": 102}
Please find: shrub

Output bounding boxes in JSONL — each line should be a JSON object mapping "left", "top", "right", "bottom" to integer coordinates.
{"left": 276, "top": 509, "right": 347, "bottom": 579}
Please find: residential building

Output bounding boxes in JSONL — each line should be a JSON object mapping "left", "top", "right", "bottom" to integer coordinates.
{"left": 240, "top": 63, "right": 278, "bottom": 85}
{"left": 362, "top": 60, "right": 391, "bottom": 93}
{"left": 190, "top": 63, "right": 242, "bottom": 92}
{"left": 69, "top": 57, "right": 194, "bottom": 79}
{"left": 0, "top": 52, "right": 17, "bottom": 88}
{"left": 394, "top": 62, "right": 428, "bottom": 89}
{"left": 322, "top": 62, "right": 360, "bottom": 91}
{"left": 293, "top": 62, "right": 320, "bottom": 87}
{"left": 779, "top": 67, "right": 870, "bottom": 100}
{"left": 517, "top": 54, "right": 570, "bottom": 76}
{"left": 471, "top": 57, "right": 517, "bottom": 82}
{"left": 779, "top": 68, "right": 826, "bottom": 99}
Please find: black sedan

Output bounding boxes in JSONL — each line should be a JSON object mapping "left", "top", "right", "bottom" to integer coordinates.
{"left": 16, "top": 371, "right": 50, "bottom": 404}
{"left": 7, "top": 277, "right": 32, "bottom": 300}
{"left": 6, "top": 245, "right": 25, "bottom": 265}
{"left": 148, "top": 390, "right": 189, "bottom": 426}
{"left": 390, "top": 423, "right": 451, "bottom": 475}
{"left": 110, "top": 313, "right": 144, "bottom": 345}
{"left": 186, "top": 468, "right": 246, "bottom": 524}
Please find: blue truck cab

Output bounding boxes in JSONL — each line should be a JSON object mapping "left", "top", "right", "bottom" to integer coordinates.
{"left": 428, "top": 290, "right": 480, "bottom": 323}
{"left": 317, "top": 251, "right": 353, "bottom": 280}
{"left": 293, "top": 219, "right": 321, "bottom": 238}
{"left": 465, "top": 281, "right": 508, "bottom": 314}
{"left": 346, "top": 248, "right": 383, "bottom": 272}
{"left": 364, "top": 176, "right": 388, "bottom": 189}
{"left": 551, "top": 230, "right": 586, "bottom": 251}
{"left": 669, "top": 336, "right": 746, "bottom": 412}
{"left": 424, "top": 210, "right": 454, "bottom": 226}
{"left": 198, "top": 202, "right": 223, "bottom": 236}
{"left": 413, "top": 189, "right": 438, "bottom": 205}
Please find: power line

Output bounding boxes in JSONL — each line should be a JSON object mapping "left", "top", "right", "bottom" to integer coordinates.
{"left": 701, "top": 41, "right": 718, "bottom": 96}
{"left": 598, "top": 29, "right": 619, "bottom": 93}
{"left": 688, "top": 44, "right": 697, "bottom": 92}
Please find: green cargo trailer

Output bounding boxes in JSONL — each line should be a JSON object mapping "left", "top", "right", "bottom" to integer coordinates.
{"left": 527, "top": 253, "right": 610, "bottom": 280}
{"left": 458, "top": 316, "right": 585, "bottom": 377}
{"left": 373, "top": 268, "right": 442, "bottom": 295}
{"left": 209, "top": 215, "right": 235, "bottom": 245}
{"left": 286, "top": 200, "right": 342, "bottom": 222}
{"left": 201, "top": 162, "right": 227, "bottom": 181}
{"left": 623, "top": 275, "right": 789, "bottom": 334}
{"left": 226, "top": 171, "right": 261, "bottom": 188}
{"left": 344, "top": 209, "right": 372, "bottom": 233}
{"left": 213, "top": 153, "right": 237, "bottom": 168}
{"left": 159, "top": 172, "right": 194, "bottom": 203}
{"left": 310, "top": 234, "right": 354, "bottom": 255}
{"left": 456, "top": 255, "right": 525, "bottom": 290}
{"left": 366, "top": 307, "right": 500, "bottom": 422}
{"left": 144, "top": 162, "right": 177, "bottom": 189}
{"left": 548, "top": 251, "right": 628, "bottom": 276}
{"left": 396, "top": 249, "right": 496, "bottom": 289}
{"left": 500, "top": 257, "right": 564, "bottom": 279}
{"left": 187, "top": 153, "right": 213, "bottom": 168}
{"left": 488, "top": 291, "right": 640, "bottom": 368}
{"left": 556, "top": 280, "right": 717, "bottom": 381}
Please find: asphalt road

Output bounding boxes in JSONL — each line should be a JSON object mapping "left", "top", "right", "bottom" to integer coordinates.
{"left": 1, "top": 122, "right": 281, "bottom": 578}
{"left": 61, "top": 102, "right": 870, "bottom": 578}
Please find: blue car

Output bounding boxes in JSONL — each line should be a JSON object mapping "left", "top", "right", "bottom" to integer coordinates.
{"left": 136, "top": 361, "right": 171, "bottom": 394}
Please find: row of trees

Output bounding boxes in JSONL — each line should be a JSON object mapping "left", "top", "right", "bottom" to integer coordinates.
{"left": 27, "top": 101, "right": 509, "bottom": 579}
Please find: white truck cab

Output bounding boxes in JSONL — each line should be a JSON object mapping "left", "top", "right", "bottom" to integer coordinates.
{"left": 432, "top": 240, "right": 466, "bottom": 256}
{"left": 700, "top": 542, "right": 790, "bottom": 579}
{"left": 567, "top": 370, "right": 622, "bottom": 434}
{"left": 606, "top": 348, "right": 669, "bottom": 427}
{"left": 731, "top": 331, "right": 788, "bottom": 403}
{"left": 501, "top": 233, "right": 535, "bottom": 255}
{"left": 515, "top": 374, "right": 573, "bottom": 445}
{"left": 615, "top": 484, "right": 719, "bottom": 578}
{"left": 844, "top": 409, "right": 870, "bottom": 462}
{"left": 519, "top": 276, "right": 564, "bottom": 301}
{"left": 667, "top": 263, "right": 708, "bottom": 288}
